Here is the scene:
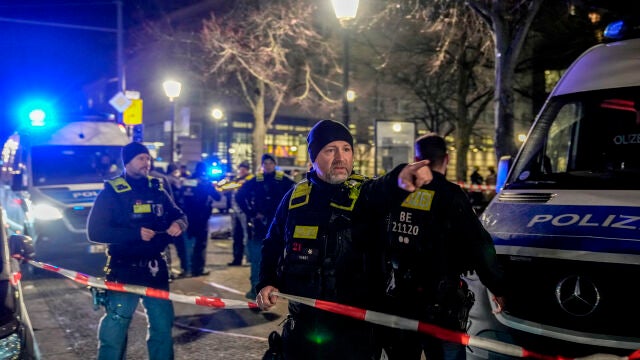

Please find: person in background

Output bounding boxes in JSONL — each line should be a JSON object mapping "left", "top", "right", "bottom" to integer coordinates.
{"left": 484, "top": 166, "right": 497, "bottom": 202}
{"left": 87, "top": 141, "right": 187, "bottom": 360}
{"left": 256, "top": 119, "right": 433, "bottom": 360}
{"left": 176, "top": 161, "right": 222, "bottom": 277}
{"left": 165, "top": 163, "right": 183, "bottom": 197}
{"left": 227, "top": 161, "right": 254, "bottom": 266}
{"left": 236, "top": 154, "right": 295, "bottom": 299}
{"left": 378, "top": 133, "right": 506, "bottom": 360}
{"left": 469, "top": 167, "right": 485, "bottom": 210}
{"left": 179, "top": 164, "right": 191, "bottom": 179}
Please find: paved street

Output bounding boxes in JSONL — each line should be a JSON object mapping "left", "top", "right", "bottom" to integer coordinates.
{"left": 21, "top": 213, "right": 288, "bottom": 360}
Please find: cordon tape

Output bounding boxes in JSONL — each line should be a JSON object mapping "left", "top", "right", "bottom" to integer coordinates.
{"left": 13, "top": 256, "right": 640, "bottom": 360}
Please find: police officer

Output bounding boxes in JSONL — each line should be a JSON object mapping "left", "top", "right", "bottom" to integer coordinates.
{"left": 236, "top": 153, "right": 295, "bottom": 299}
{"left": 87, "top": 141, "right": 188, "bottom": 360}
{"left": 379, "top": 133, "right": 506, "bottom": 360}
{"left": 176, "top": 161, "right": 221, "bottom": 277}
{"left": 227, "top": 160, "right": 254, "bottom": 266}
{"left": 256, "top": 120, "right": 434, "bottom": 360}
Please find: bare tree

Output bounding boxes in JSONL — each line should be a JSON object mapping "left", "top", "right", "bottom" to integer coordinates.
{"left": 360, "top": 0, "right": 494, "bottom": 181}
{"left": 466, "top": 0, "right": 544, "bottom": 160}
{"left": 199, "top": 0, "right": 342, "bottom": 169}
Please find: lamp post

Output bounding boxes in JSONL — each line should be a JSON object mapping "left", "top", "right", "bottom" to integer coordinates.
{"left": 211, "top": 107, "right": 231, "bottom": 169}
{"left": 163, "top": 80, "right": 182, "bottom": 163}
{"left": 331, "top": 0, "right": 359, "bottom": 127}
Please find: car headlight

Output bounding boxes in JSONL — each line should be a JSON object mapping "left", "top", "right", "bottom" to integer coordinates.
{"left": 32, "top": 203, "right": 63, "bottom": 221}
{"left": 0, "top": 332, "right": 21, "bottom": 359}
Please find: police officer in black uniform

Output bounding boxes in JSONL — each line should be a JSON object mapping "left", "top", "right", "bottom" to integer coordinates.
{"left": 87, "top": 141, "right": 188, "bottom": 360}
{"left": 256, "top": 120, "right": 434, "bottom": 360}
{"left": 236, "top": 153, "right": 295, "bottom": 299}
{"left": 176, "top": 161, "right": 221, "bottom": 277}
{"left": 379, "top": 133, "right": 506, "bottom": 360}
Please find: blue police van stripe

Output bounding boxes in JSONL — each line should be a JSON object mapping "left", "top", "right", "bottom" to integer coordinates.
{"left": 40, "top": 187, "right": 101, "bottom": 204}
{"left": 483, "top": 202, "right": 640, "bottom": 254}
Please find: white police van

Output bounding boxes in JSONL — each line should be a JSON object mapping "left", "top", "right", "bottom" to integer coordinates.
{"left": 0, "top": 113, "right": 129, "bottom": 272}
{"left": 468, "top": 22, "right": 640, "bottom": 358}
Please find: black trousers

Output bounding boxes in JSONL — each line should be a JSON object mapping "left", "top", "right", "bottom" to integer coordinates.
{"left": 281, "top": 309, "right": 380, "bottom": 360}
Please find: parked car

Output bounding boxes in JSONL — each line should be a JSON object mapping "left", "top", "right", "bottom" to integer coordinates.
{"left": 0, "top": 212, "right": 38, "bottom": 359}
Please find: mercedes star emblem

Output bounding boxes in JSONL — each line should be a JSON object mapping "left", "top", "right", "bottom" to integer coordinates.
{"left": 555, "top": 275, "right": 600, "bottom": 316}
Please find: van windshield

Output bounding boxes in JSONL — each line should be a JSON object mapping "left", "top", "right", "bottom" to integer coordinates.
{"left": 510, "top": 86, "right": 640, "bottom": 189}
{"left": 31, "top": 145, "right": 124, "bottom": 186}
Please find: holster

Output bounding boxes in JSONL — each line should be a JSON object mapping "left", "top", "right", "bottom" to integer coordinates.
{"left": 90, "top": 287, "right": 107, "bottom": 311}
{"left": 428, "top": 279, "right": 475, "bottom": 331}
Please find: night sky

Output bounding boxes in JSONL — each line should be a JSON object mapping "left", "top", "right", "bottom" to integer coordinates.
{"left": 0, "top": 0, "right": 636, "bottom": 142}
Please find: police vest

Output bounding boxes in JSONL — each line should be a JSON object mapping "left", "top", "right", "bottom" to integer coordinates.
{"left": 384, "top": 184, "right": 465, "bottom": 300}
{"left": 278, "top": 174, "right": 369, "bottom": 302}
{"left": 257, "top": 170, "right": 285, "bottom": 182}
{"left": 107, "top": 176, "right": 170, "bottom": 231}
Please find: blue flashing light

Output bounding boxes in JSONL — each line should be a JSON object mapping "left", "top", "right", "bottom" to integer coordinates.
{"left": 29, "top": 109, "right": 46, "bottom": 126}
{"left": 604, "top": 20, "right": 625, "bottom": 40}
{"left": 16, "top": 97, "right": 57, "bottom": 128}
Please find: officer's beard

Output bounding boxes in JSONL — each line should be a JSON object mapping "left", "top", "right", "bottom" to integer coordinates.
{"left": 326, "top": 161, "right": 351, "bottom": 184}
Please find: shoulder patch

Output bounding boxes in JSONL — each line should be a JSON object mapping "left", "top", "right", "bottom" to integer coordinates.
{"left": 400, "top": 189, "right": 434, "bottom": 211}
{"left": 107, "top": 177, "right": 131, "bottom": 193}
{"left": 289, "top": 180, "right": 311, "bottom": 209}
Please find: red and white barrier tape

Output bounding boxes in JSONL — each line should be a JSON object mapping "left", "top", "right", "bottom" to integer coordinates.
{"left": 15, "top": 256, "right": 639, "bottom": 360}
{"left": 273, "top": 291, "right": 639, "bottom": 360}
{"left": 456, "top": 182, "right": 497, "bottom": 191}
{"left": 22, "top": 257, "right": 258, "bottom": 310}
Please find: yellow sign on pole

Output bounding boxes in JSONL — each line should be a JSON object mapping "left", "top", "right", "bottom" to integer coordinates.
{"left": 123, "top": 99, "right": 143, "bottom": 125}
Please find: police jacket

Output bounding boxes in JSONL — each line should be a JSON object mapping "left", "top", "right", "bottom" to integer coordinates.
{"left": 382, "top": 172, "right": 506, "bottom": 308}
{"left": 258, "top": 167, "right": 409, "bottom": 316}
{"left": 87, "top": 174, "right": 188, "bottom": 286}
{"left": 235, "top": 170, "right": 295, "bottom": 237}
{"left": 179, "top": 175, "right": 222, "bottom": 233}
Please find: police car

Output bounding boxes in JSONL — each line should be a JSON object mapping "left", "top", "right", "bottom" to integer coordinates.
{"left": 467, "top": 20, "right": 640, "bottom": 358}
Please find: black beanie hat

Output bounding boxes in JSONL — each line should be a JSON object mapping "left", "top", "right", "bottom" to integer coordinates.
{"left": 262, "top": 153, "right": 276, "bottom": 164}
{"left": 307, "top": 120, "right": 353, "bottom": 162}
{"left": 121, "top": 141, "right": 150, "bottom": 165}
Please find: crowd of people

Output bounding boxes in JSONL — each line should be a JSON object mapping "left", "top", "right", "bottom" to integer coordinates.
{"left": 86, "top": 120, "right": 505, "bottom": 360}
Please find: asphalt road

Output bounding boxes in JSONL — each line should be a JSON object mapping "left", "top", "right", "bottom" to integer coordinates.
{"left": 21, "top": 214, "right": 288, "bottom": 360}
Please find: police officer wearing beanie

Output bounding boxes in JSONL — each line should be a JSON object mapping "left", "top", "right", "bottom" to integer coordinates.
{"left": 87, "top": 141, "right": 188, "bottom": 360}
{"left": 236, "top": 153, "right": 295, "bottom": 299}
{"left": 256, "top": 120, "right": 434, "bottom": 359}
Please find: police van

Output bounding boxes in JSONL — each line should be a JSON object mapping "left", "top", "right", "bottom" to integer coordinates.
{"left": 0, "top": 113, "right": 129, "bottom": 271}
{"left": 468, "top": 22, "right": 640, "bottom": 358}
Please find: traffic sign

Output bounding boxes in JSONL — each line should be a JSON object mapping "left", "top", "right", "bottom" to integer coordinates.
{"left": 109, "top": 91, "right": 132, "bottom": 113}
{"left": 123, "top": 99, "right": 143, "bottom": 125}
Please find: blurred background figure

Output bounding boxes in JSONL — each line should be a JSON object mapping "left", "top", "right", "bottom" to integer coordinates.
{"left": 175, "top": 161, "right": 221, "bottom": 277}
{"left": 227, "top": 161, "right": 254, "bottom": 266}
{"left": 236, "top": 154, "right": 294, "bottom": 298}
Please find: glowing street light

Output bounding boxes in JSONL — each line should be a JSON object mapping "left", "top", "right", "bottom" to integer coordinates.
{"left": 331, "top": 0, "right": 360, "bottom": 126}
{"left": 163, "top": 80, "right": 182, "bottom": 163}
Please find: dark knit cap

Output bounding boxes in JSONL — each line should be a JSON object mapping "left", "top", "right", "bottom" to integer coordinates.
{"left": 307, "top": 120, "right": 353, "bottom": 162}
{"left": 238, "top": 161, "right": 251, "bottom": 169}
{"left": 121, "top": 141, "right": 150, "bottom": 165}
{"left": 262, "top": 153, "right": 276, "bottom": 164}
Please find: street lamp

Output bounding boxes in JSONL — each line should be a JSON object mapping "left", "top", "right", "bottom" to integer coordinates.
{"left": 331, "top": 0, "right": 360, "bottom": 127}
{"left": 211, "top": 107, "right": 231, "bottom": 169}
{"left": 163, "top": 80, "right": 182, "bottom": 163}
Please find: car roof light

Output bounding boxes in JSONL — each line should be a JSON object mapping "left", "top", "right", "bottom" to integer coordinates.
{"left": 604, "top": 20, "right": 625, "bottom": 40}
